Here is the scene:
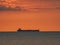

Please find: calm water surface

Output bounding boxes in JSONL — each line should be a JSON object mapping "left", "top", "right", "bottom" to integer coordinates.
{"left": 0, "top": 32, "right": 60, "bottom": 45}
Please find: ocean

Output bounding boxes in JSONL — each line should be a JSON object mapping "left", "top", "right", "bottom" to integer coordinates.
{"left": 0, "top": 32, "right": 60, "bottom": 45}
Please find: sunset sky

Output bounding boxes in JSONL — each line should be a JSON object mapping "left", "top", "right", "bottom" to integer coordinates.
{"left": 0, "top": 0, "right": 60, "bottom": 32}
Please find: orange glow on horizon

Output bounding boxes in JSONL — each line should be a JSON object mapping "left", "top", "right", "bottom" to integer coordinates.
{"left": 0, "top": 0, "right": 60, "bottom": 32}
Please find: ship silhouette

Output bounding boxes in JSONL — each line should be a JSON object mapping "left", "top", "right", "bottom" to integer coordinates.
{"left": 17, "top": 28, "right": 39, "bottom": 32}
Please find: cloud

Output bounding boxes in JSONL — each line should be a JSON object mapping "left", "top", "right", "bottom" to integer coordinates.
{"left": 56, "top": 7, "right": 60, "bottom": 9}
{"left": 0, "top": 5, "right": 22, "bottom": 11}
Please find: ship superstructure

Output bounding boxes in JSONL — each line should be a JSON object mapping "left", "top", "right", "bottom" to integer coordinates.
{"left": 17, "top": 28, "right": 39, "bottom": 32}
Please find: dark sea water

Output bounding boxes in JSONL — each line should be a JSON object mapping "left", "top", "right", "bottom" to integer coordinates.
{"left": 0, "top": 32, "right": 60, "bottom": 45}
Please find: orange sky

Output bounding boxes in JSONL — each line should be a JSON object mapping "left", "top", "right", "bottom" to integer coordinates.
{"left": 0, "top": 0, "right": 60, "bottom": 32}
